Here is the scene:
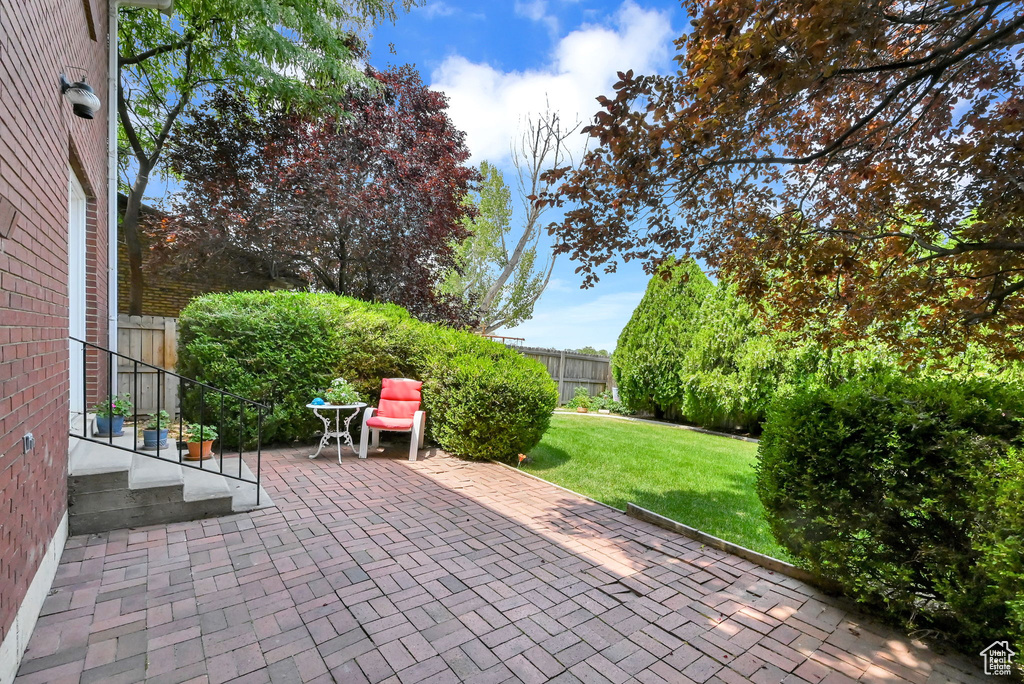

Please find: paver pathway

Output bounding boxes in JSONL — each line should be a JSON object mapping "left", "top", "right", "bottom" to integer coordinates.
{"left": 16, "top": 445, "right": 987, "bottom": 683}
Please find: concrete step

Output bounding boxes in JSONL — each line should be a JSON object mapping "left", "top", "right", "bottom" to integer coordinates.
{"left": 129, "top": 452, "right": 184, "bottom": 489}
{"left": 68, "top": 432, "right": 135, "bottom": 495}
{"left": 179, "top": 455, "right": 271, "bottom": 512}
{"left": 68, "top": 429, "right": 273, "bottom": 535}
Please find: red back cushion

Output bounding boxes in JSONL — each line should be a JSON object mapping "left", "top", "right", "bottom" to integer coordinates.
{"left": 378, "top": 378, "right": 422, "bottom": 420}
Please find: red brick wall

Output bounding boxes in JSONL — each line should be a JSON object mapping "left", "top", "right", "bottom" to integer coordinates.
{"left": 0, "top": 0, "right": 109, "bottom": 643}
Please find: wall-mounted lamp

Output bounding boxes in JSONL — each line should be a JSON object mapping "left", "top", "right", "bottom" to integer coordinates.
{"left": 59, "top": 73, "right": 101, "bottom": 119}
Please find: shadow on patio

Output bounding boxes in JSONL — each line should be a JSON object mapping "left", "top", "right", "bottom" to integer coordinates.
{"left": 15, "top": 441, "right": 987, "bottom": 684}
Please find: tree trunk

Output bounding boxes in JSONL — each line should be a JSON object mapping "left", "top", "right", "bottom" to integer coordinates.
{"left": 122, "top": 165, "right": 151, "bottom": 316}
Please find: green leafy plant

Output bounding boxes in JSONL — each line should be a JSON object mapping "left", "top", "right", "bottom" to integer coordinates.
{"left": 117, "top": 0, "right": 408, "bottom": 314}
{"left": 93, "top": 394, "right": 133, "bottom": 418}
{"left": 589, "top": 390, "right": 629, "bottom": 414}
{"left": 323, "top": 378, "right": 361, "bottom": 405}
{"left": 757, "top": 373, "right": 1024, "bottom": 654}
{"left": 177, "top": 291, "right": 557, "bottom": 461}
{"left": 144, "top": 410, "right": 171, "bottom": 430}
{"left": 566, "top": 387, "right": 592, "bottom": 410}
{"left": 613, "top": 258, "right": 897, "bottom": 431}
{"left": 423, "top": 351, "right": 557, "bottom": 460}
{"left": 182, "top": 422, "right": 218, "bottom": 443}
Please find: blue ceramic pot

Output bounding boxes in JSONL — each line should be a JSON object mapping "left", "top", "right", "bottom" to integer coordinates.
{"left": 95, "top": 415, "right": 125, "bottom": 437}
{"left": 142, "top": 428, "right": 169, "bottom": 448}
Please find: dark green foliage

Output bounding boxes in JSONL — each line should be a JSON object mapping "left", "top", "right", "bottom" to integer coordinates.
{"left": 423, "top": 351, "right": 556, "bottom": 460}
{"left": 613, "top": 259, "right": 901, "bottom": 431}
{"left": 613, "top": 259, "right": 799, "bottom": 429}
{"left": 177, "top": 293, "right": 348, "bottom": 445}
{"left": 177, "top": 291, "right": 557, "bottom": 461}
{"left": 757, "top": 374, "right": 1024, "bottom": 654}
{"left": 613, "top": 259, "right": 713, "bottom": 418}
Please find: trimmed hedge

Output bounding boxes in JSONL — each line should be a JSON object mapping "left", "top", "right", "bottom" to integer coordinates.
{"left": 757, "top": 373, "right": 1024, "bottom": 654}
{"left": 177, "top": 291, "right": 557, "bottom": 461}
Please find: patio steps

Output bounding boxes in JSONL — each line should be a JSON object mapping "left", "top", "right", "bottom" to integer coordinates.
{"left": 68, "top": 427, "right": 271, "bottom": 535}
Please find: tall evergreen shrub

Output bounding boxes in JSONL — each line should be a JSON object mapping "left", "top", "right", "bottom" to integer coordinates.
{"left": 613, "top": 259, "right": 901, "bottom": 430}
{"left": 613, "top": 259, "right": 713, "bottom": 419}
{"left": 613, "top": 260, "right": 802, "bottom": 429}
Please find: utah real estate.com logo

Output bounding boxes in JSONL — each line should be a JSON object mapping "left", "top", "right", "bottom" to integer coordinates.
{"left": 980, "top": 640, "right": 1016, "bottom": 677}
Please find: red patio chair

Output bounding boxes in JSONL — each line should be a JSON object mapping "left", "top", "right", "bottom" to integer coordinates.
{"left": 358, "top": 378, "right": 426, "bottom": 461}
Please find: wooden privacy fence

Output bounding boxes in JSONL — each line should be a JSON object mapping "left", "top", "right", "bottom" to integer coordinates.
{"left": 117, "top": 315, "right": 179, "bottom": 414}
{"left": 518, "top": 346, "right": 614, "bottom": 405}
{"left": 115, "top": 317, "right": 611, "bottom": 410}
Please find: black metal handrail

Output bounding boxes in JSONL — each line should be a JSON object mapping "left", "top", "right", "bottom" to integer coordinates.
{"left": 70, "top": 337, "right": 268, "bottom": 504}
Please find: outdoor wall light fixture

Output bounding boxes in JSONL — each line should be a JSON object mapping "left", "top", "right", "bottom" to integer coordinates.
{"left": 59, "top": 72, "right": 101, "bottom": 119}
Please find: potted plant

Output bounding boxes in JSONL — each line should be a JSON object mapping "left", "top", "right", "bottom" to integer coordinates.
{"left": 322, "top": 377, "right": 361, "bottom": 405}
{"left": 567, "top": 387, "right": 592, "bottom": 413}
{"left": 94, "top": 394, "right": 133, "bottom": 436}
{"left": 182, "top": 422, "right": 218, "bottom": 461}
{"left": 142, "top": 410, "right": 171, "bottom": 448}
{"left": 594, "top": 390, "right": 613, "bottom": 414}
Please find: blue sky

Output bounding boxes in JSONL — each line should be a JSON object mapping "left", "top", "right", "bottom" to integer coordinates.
{"left": 369, "top": 1, "right": 686, "bottom": 351}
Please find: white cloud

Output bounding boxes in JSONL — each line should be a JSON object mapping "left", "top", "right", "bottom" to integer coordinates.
{"left": 515, "top": 0, "right": 549, "bottom": 22}
{"left": 431, "top": 1, "right": 675, "bottom": 165}
{"left": 417, "top": 1, "right": 457, "bottom": 18}
{"left": 543, "top": 277, "right": 575, "bottom": 293}
{"left": 514, "top": 0, "right": 559, "bottom": 34}
{"left": 500, "top": 290, "right": 645, "bottom": 352}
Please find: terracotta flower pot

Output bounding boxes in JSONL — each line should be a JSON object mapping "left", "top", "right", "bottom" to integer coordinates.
{"left": 185, "top": 440, "right": 215, "bottom": 461}
{"left": 576, "top": 406, "right": 588, "bottom": 413}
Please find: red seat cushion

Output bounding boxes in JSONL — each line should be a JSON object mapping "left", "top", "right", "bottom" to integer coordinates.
{"left": 378, "top": 378, "right": 422, "bottom": 421}
{"left": 381, "top": 378, "right": 422, "bottom": 401}
{"left": 366, "top": 415, "right": 415, "bottom": 431}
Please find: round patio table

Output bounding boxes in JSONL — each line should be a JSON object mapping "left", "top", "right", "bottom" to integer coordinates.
{"left": 307, "top": 402, "right": 367, "bottom": 464}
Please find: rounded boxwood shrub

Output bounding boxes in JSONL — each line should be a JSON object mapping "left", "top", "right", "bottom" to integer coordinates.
{"left": 757, "top": 373, "right": 1024, "bottom": 654}
{"left": 177, "top": 291, "right": 557, "bottom": 461}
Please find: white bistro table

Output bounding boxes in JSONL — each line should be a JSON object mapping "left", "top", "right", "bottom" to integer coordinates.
{"left": 307, "top": 402, "right": 367, "bottom": 464}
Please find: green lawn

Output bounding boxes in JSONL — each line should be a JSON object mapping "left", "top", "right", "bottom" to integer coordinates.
{"left": 524, "top": 413, "right": 790, "bottom": 559}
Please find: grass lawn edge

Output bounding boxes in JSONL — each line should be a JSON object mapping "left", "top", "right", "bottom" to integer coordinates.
{"left": 492, "top": 458, "right": 833, "bottom": 591}
{"left": 525, "top": 412, "right": 793, "bottom": 559}
{"left": 551, "top": 410, "right": 760, "bottom": 443}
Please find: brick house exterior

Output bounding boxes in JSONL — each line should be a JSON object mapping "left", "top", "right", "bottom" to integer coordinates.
{"left": 0, "top": 0, "right": 110, "bottom": 678}
{"left": 117, "top": 225, "right": 232, "bottom": 318}
{"left": 116, "top": 195, "right": 248, "bottom": 318}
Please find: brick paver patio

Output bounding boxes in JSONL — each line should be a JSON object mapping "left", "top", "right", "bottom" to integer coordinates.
{"left": 16, "top": 445, "right": 987, "bottom": 684}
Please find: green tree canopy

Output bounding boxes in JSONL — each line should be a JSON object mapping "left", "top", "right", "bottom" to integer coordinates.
{"left": 440, "top": 161, "right": 552, "bottom": 333}
{"left": 572, "top": 346, "right": 608, "bottom": 357}
{"left": 440, "top": 110, "right": 575, "bottom": 334}
{"left": 118, "top": 0, "right": 413, "bottom": 314}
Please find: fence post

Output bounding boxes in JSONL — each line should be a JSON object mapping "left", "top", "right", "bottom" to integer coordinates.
{"left": 557, "top": 350, "right": 565, "bottom": 404}
{"left": 164, "top": 318, "right": 178, "bottom": 412}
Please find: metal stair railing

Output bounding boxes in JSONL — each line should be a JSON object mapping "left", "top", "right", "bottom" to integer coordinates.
{"left": 70, "top": 337, "right": 268, "bottom": 505}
